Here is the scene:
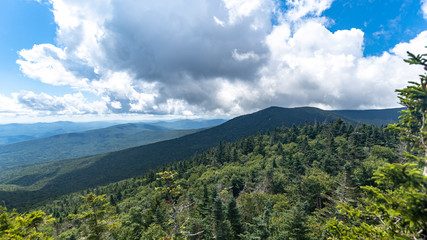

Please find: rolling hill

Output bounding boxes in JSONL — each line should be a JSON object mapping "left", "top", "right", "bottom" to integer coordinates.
{"left": 0, "top": 121, "right": 120, "bottom": 145}
{"left": 0, "top": 123, "right": 200, "bottom": 170}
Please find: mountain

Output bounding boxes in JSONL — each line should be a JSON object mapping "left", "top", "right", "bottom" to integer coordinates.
{"left": 0, "top": 121, "right": 120, "bottom": 145}
{"left": 31, "top": 121, "right": 396, "bottom": 239}
{"left": 0, "top": 106, "right": 351, "bottom": 208}
{"left": 332, "top": 107, "right": 403, "bottom": 126}
{"left": 0, "top": 123, "right": 202, "bottom": 170}
{"left": 153, "top": 119, "right": 227, "bottom": 129}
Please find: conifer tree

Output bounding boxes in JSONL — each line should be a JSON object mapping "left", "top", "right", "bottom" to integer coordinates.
{"left": 327, "top": 49, "right": 427, "bottom": 240}
{"left": 213, "top": 194, "right": 232, "bottom": 240}
{"left": 390, "top": 50, "right": 427, "bottom": 175}
{"left": 70, "top": 193, "right": 118, "bottom": 240}
{"left": 226, "top": 197, "right": 244, "bottom": 240}
{"left": 282, "top": 203, "right": 309, "bottom": 240}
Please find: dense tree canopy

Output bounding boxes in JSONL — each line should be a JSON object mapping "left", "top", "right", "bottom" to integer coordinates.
{"left": 0, "top": 119, "right": 401, "bottom": 239}
{"left": 327, "top": 50, "right": 427, "bottom": 239}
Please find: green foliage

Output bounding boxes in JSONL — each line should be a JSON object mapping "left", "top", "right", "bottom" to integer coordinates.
{"left": 227, "top": 197, "right": 244, "bottom": 240}
{"left": 0, "top": 106, "right": 398, "bottom": 210}
{"left": 69, "top": 193, "right": 120, "bottom": 240}
{"left": 328, "top": 164, "right": 427, "bottom": 239}
{"left": 156, "top": 171, "right": 182, "bottom": 201}
{"left": 0, "top": 206, "right": 54, "bottom": 239}
{"left": 388, "top": 49, "right": 427, "bottom": 173}
{"left": 213, "top": 194, "right": 232, "bottom": 240}
{"left": 3, "top": 117, "right": 404, "bottom": 239}
{"left": 281, "top": 203, "right": 310, "bottom": 240}
{"left": 328, "top": 50, "right": 427, "bottom": 240}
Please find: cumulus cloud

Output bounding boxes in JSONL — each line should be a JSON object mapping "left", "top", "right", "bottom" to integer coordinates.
{"left": 256, "top": 22, "right": 426, "bottom": 110}
{"left": 11, "top": 0, "right": 427, "bottom": 120}
{"left": 16, "top": 91, "right": 107, "bottom": 115}
{"left": 17, "top": 44, "right": 91, "bottom": 88}
{"left": 284, "top": 0, "right": 334, "bottom": 21}
{"left": 0, "top": 94, "right": 28, "bottom": 113}
{"left": 17, "top": 0, "right": 275, "bottom": 116}
{"left": 0, "top": 91, "right": 108, "bottom": 123}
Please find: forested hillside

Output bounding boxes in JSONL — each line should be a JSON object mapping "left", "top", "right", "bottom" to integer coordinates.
{"left": 0, "top": 106, "right": 350, "bottom": 208}
{"left": 4, "top": 119, "right": 422, "bottom": 239}
{"left": 332, "top": 108, "right": 403, "bottom": 126}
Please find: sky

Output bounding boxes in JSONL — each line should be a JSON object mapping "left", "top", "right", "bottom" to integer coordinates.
{"left": 0, "top": 0, "right": 426, "bottom": 123}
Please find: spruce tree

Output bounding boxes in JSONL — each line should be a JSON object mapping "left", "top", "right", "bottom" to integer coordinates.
{"left": 226, "top": 197, "right": 244, "bottom": 240}
{"left": 327, "top": 49, "right": 427, "bottom": 240}
{"left": 282, "top": 203, "right": 309, "bottom": 240}
{"left": 213, "top": 195, "right": 231, "bottom": 240}
{"left": 390, "top": 50, "right": 427, "bottom": 175}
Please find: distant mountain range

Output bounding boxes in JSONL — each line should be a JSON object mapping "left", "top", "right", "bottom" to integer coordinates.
{"left": 0, "top": 106, "right": 403, "bottom": 209}
{"left": 0, "top": 123, "right": 201, "bottom": 170}
{"left": 0, "top": 119, "right": 227, "bottom": 170}
{"left": 153, "top": 119, "right": 227, "bottom": 130}
{"left": 332, "top": 108, "right": 404, "bottom": 126}
{"left": 0, "top": 121, "right": 120, "bottom": 145}
{"left": 0, "top": 119, "right": 227, "bottom": 146}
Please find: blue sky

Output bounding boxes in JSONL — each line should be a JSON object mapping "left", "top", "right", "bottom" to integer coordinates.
{"left": 0, "top": 0, "right": 53, "bottom": 93}
{"left": 0, "top": 0, "right": 426, "bottom": 123}
{"left": 324, "top": 0, "right": 427, "bottom": 55}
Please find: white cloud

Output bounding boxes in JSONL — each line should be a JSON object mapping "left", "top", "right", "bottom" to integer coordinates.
{"left": 11, "top": 0, "right": 427, "bottom": 120}
{"left": 391, "top": 31, "right": 427, "bottom": 58}
{"left": 223, "top": 0, "right": 266, "bottom": 24}
{"left": 232, "top": 49, "right": 261, "bottom": 61}
{"left": 213, "top": 16, "right": 225, "bottom": 27}
{"left": 17, "top": 44, "right": 90, "bottom": 88}
{"left": 285, "top": 0, "right": 334, "bottom": 22}
{"left": 0, "top": 94, "right": 28, "bottom": 113}
{"left": 257, "top": 21, "right": 426, "bottom": 109}
{"left": 0, "top": 91, "right": 109, "bottom": 122}
{"left": 18, "top": 0, "right": 273, "bottom": 116}
{"left": 16, "top": 91, "right": 108, "bottom": 115}
{"left": 422, "top": 0, "right": 427, "bottom": 19}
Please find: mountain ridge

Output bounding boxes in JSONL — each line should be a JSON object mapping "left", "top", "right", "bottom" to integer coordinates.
{"left": 0, "top": 119, "right": 227, "bottom": 170}
{"left": 0, "top": 123, "right": 200, "bottom": 170}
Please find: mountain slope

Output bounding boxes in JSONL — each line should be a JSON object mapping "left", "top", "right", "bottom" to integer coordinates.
{"left": 0, "top": 123, "right": 201, "bottom": 170}
{"left": 0, "top": 106, "right": 350, "bottom": 208}
{"left": 34, "top": 121, "right": 397, "bottom": 239}
{"left": 332, "top": 107, "right": 403, "bottom": 126}
{"left": 153, "top": 119, "right": 227, "bottom": 129}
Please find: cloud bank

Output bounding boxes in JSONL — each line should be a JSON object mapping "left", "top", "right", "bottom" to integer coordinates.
{"left": 5, "top": 0, "right": 427, "bottom": 120}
